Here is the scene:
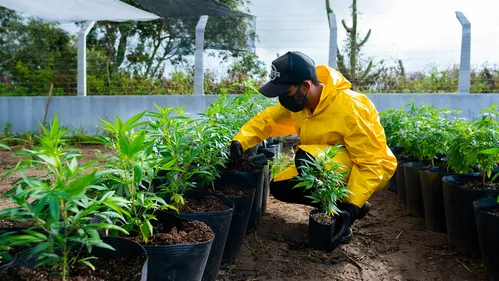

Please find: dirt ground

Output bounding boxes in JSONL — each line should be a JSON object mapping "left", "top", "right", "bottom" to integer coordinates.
{"left": 0, "top": 145, "right": 488, "bottom": 281}
{"left": 217, "top": 191, "right": 486, "bottom": 281}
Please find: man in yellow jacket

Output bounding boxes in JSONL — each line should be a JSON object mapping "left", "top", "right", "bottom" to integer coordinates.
{"left": 229, "top": 51, "right": 397, "bottom": 245}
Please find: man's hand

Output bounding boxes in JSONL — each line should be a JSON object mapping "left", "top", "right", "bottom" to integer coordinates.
{"left": 229, "top": 141, "right": 243, "bottom": 162}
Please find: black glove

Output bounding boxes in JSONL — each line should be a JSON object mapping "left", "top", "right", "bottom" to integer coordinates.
{"left": 229, "top": 141, "right": 243, "bottom": 162}
{"left": 330, "top": 203, "right": 359, "bottom": 248}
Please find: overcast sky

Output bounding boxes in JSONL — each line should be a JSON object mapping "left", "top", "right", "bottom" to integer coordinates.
{"left": 246, "top": 0, "right": 499, "bottom": 73}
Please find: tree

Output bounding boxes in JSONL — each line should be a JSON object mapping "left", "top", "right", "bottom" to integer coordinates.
{"left": 0, "top": 7, "right": 77, "bottom": 96}
{"left": 84, "top": 0, "right": 255, "bottom": 81}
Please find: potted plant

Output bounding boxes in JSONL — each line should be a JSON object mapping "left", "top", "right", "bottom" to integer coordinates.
{"left": 144, "top": 105, "right": 234, "bottom": 281}
{"left": 473, "top": 147, "right": 499, "bottom": 280}
{"left": 443, "top": 105, "right": 499, "bottom": 258}
{"left": 292, "top": 145, "right": 351, "bottom": 252}
{"left": 191, "top": 111, "right": 257, "bottom": 264}
{"left": 402, "top": 105, "right": 457, "bottom": 218}
{"left": 200, "top": 92, "right": 267, "bottom": 234}
{"left": 418, "top": 114, "right": 465, "bottom": 232}
{"left": 0, "top": 115, "right": 147, "bottom": 281}
{"left": 97, "top": 111, "right": 215, "bottom": 281}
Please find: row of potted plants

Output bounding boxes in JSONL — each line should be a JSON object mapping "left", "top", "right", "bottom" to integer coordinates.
{"left": 381, "top": 101, "right": 499, "bottom": 280}
{"left": 0, "top": 89, "right": 280, "bottom": 281}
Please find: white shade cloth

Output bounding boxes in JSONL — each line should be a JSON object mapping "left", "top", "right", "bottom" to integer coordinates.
{"left": 0, "top": 0, "right": 160, "bottom": 22}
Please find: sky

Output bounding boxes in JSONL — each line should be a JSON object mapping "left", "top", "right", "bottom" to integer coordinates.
{"left": 248, "top": 0, "right": 499, "bottom": 73}
{"left": 53, "top": 0, "right": 499, "bottom": 76}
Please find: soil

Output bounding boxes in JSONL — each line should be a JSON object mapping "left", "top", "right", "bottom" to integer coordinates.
{"left": 208, "top": 182, "right": 253, "bottom": 198}
{"left": 229, "top": 156, "right": 262, "bottom": 173}
{"left": 0, "top": 145, "right": 110, "bottom": 210}
{"left": 311, "top": 212, "right": 334, "bottom": 225}
{"left": 2, "top": 255, "right": 145, "bottom": 281}
{"left": 217, "top": 190, "right": 487, "bottom": 281}
{"left": 459, "top": 180, "right": 499, "bottom": 191}
{"left": 128, "top": 221, "right": 214, "bottom": 246}
{"left": 178, "top": 196, "right": 230, "bottom": 213}
{"left": 0, "top": 219, "right": 34, "bottom": 229}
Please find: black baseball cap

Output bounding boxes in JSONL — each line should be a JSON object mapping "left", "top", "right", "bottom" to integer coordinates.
{"left": 259, "top": 51, "right": 317, "bottom": 98}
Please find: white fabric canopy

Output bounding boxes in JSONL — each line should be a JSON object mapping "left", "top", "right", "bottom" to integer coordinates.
{"left": 0, "top": 0, "right": 160, "bottom": 22}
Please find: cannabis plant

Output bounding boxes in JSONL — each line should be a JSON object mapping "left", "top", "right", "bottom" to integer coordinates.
{"left": 446, "top": 105, "right": 499, "bottom": 184}
{"left": 292, "top": 146, "right": 351, "bottom": 216}
{"left": 0, "top": 115, "right": 129, "bottom": 280}
{"left": 97, "top": 111, "right": 174, "bottom": 243}
{"left": 145, "top": 105, "right": 207, "bottom": 208}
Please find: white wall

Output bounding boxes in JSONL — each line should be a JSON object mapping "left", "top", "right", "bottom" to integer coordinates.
{"left": 1, "top": 94, "right": 498, "bottom": 133}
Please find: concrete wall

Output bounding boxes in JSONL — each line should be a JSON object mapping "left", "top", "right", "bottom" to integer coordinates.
{"left": 1, "top": 94, "right": 499, "bottom": 134}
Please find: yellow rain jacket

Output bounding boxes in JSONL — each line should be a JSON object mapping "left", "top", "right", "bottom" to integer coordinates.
{"left": 233, "top": 65, "right": 397, "bottom": 208}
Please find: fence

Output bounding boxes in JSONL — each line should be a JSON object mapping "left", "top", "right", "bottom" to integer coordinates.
{"left": 1, "top": 4, "right": 499, "bottom": 96}
{"left": 2, "top": 94, "right": 499, "bottom": 134}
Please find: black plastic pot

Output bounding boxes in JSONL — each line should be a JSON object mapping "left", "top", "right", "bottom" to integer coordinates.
{"left": 473, "top": 195, "right": 499, "bottom": 281}
{"left": 443, "top": 174, "right": 499, "bottom": 258}
{"left": 308, "top": 209, "right": 336, "bottom": 251}
{"left": 214, "top": 173, "right": 255, "bottom": 264}
{"left": 145, "top": 212, "right": 214, "bottom": 281}
{"left": 175, "top": 190, "right": 234, "bottom": 281}
{"left": 396, "top": 158, "right": 415, "bottom": 206}
{"left": 388, "top": 172, "right": 398, "bottom": 193}
{"left": 4, "top": 237, "right": 148, "bottom": 281}
{"left": 420, "top": 167, "right": 454, "bottom": 232}
{"left": 390, "top": 146, "right": 404, "bottom": 157}
{"left": 404, "top": 161, "right": 431, "bottom": 218}
{"left": 228, "top": 169, "right": 264, "bottom": 233}
{"left": 244, "top": 146, "right": 258, "bottom": 157}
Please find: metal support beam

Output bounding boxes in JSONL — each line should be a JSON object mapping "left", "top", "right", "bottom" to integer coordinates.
{"left": 328, "top": 12, "right": 338, "bottom": 69}
{"left": 194, "top": 15, "right": 209, "bottom": 96}
{"left": 77, "top": 21, "right": 96, "bottom": 97}
{"left": 456, "top": 11, "right": 471, "bottom": 94}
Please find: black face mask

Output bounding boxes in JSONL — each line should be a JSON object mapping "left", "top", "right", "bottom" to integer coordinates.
{"left": 279, "top": 86, "right": 308, "bottom": 112}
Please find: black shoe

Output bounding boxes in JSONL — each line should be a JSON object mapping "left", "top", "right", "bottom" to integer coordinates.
{"left": 340, "top": 226, "right": 353, "bottom": 244}
{"left": 358, "top": 201, "right": 371, "bottom": 220}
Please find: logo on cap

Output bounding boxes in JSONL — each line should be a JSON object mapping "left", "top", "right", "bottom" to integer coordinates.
{"left": 270, "top": 64, "right": 280, "bottom": 81}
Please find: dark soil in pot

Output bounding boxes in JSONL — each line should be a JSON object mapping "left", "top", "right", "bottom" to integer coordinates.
{"left": 175, "top": 190, "right": 234, "bottom": 281}
{"left": 420, "top": 167, "right": 454, "bottom": 233}
{"left": 2, "top": 237, "right": 148, "bottom": 281}
{"left": 473, "top": 196, "right": 499, "bottom": 281}
{"left": 125, "top": 214, "right": 214, "bottom": 281}
{"left": 178, "top": 196, "right": 229, "bottom": 213}
{"left": 308, "top": 209, "right": 336, "bottom": 251}
{"left": 404, "top": 161, "right": 431, "bottom": 218}
{"left": 443, "top": 174, "right": 499, "bottom": 258}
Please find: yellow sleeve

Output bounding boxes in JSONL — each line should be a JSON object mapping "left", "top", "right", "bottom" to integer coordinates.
{"left": 233, "top": 103, "right": 296, "bottom": 151}
{"left": 341, "top": 96, "right": 386, "bottom": 208}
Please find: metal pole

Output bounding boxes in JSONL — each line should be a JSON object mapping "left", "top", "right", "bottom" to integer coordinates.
{"left": 456, "top": 11, "right": 471, "bottom": 94}
{"left": 328, "top": 12, "right": 338, "bottom": 69}
{"left": 194, "top": 16, "right": 209, "bottom": 96}
{"left": 77, "top": 21, "right": 96, "bottom": 97}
